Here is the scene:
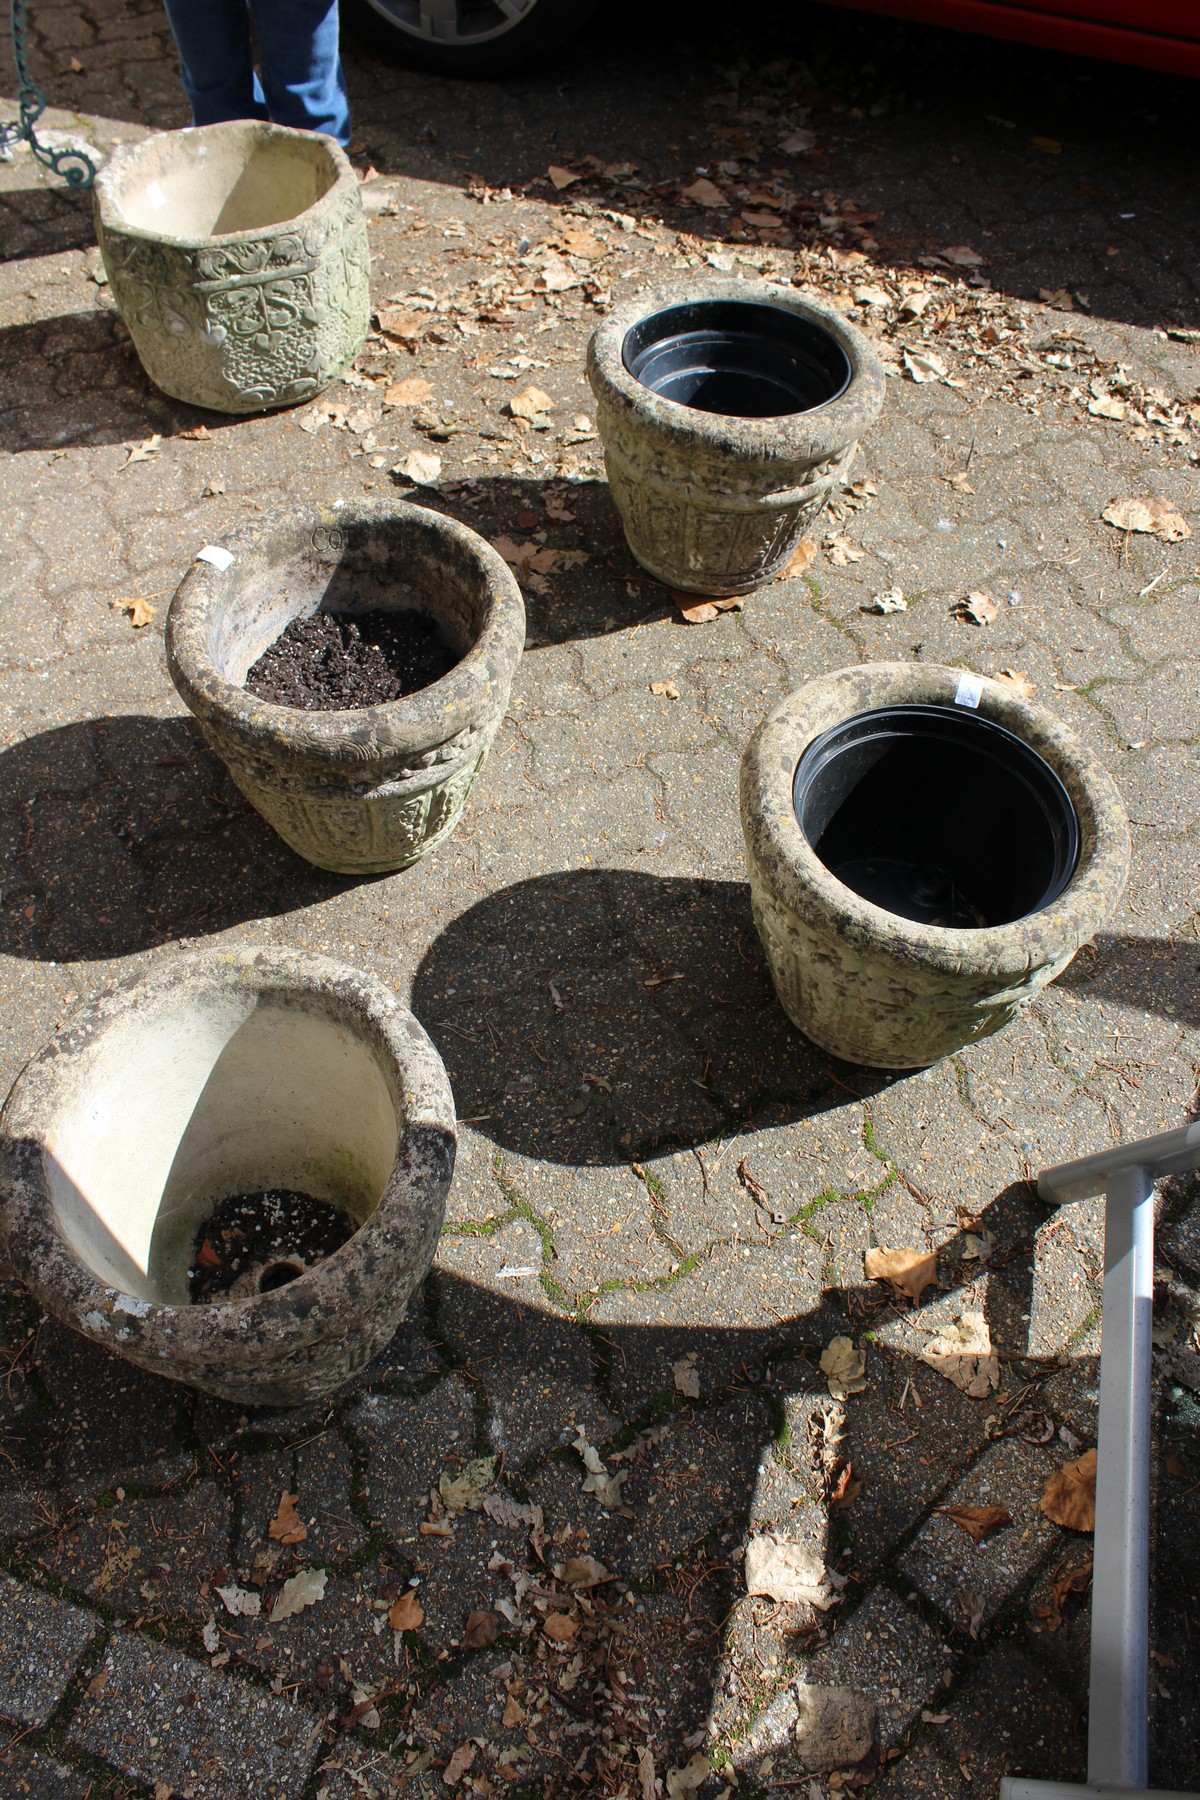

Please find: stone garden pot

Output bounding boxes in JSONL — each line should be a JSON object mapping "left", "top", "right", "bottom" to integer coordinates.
{"left": 0, "top": 949, "right": 456, "bottom": 1406}
{"left": 166, "top": 499, "right": 526, "bottom": 875}
{"left": 740, "top": 663, "right": 1130, "bottom": 1068}
{"left": 94, "top": 120, "right": 369, "bottom": 413}
{"left": 587, "top": 279, "right": 885, "bottom": 595}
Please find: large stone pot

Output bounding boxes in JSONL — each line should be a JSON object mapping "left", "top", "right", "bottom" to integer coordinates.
{"left": 740, "top": 663, "right": 1130, "bottom": 1068}
{"left": 94, "top": 120, "right": 369, "bottom": 413}
{"left": 587, "top": 280, "right": 885, "bottom": 596}
{"left": 0, "top": 949, "right": 456, "bottom": 1406}
{"left": 166, "top": 499, "right": 526, "bottom": 874}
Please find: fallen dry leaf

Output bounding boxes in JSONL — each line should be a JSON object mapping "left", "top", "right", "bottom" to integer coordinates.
{"left": 383, "top": 375, "right": 433, "bottom": 407}
{"left": 215, "top": 1582, "right": 261, "bottom": 1617}
{"left": 744, "top": 1534, "right": 841, "bottom": 1609}
{"left": 268, "top": 1491, "right": 308, "bottom": 1546}
{"left": 389, "top": 1589, "right": 424, "bottom": 1631}
{"left": 502, "top": 1692, "right": 527, "bottom": 1728}
{"left": 785, "top": 535, "right": 818, "bottom": 576}
{"left": 556, "top": 1554, "right": 610, "bottom": 1587}
{"left": 537, "top": 255, "right": 580, "bottom": 293}
{"left": 1040, "top": 1447, "right": 1097, "bottom": 1532}
{"left": 1030, "top": 136, "right": 1062, "bottom": 155}
{"left": 1037, "top": 1560, "right": 1092, "bottom": 1630}
{"left": 179, "top": 424, "right": 211, "bottom": 441}
{"left": 1088, "top": 394, "right": 1128, "bottom": 421}
{"left": 509, "top": 384, "right": 555, "bottom": 420}
{"left": 543, "top": 1610, "right": 580, "bottom": 1643}
{"left": 439, "top": 1456, "right": 497, "bottom": 1515}
{"left": 463, "top": 1608, "right": 500, "bottom": 1649}
{"left": 736, "top": 1157, "right": 770, "bottom": 1207}
{"left": 943, "top": 470, "right": 975, "bottom": 492}
{"left": 443, "top": 1740, "right": 477, "bottom": 1785}
{"left": 862, "top": 586, "right": 907, "bottom": 615}
{"left": 557, "top": 227, "right": 607, "bottom": 259}
{"left": 398, "top": 448, "right": 442, "bottom": 487}
{"left": 377, "top": 305, "right": 427, "bottom": 342}
{"left": 638, "top": 1747, "right": 657, "bottom": 1800}
{"left": 673, "top": 1353, "right": 701, "bottom": 1399}
{"left": 672, "top": 591, "right": 743, "bottom": 623}
{"left": 941, "top": 244, "right": 984, "bottom": 266}
{"left": 573, "top": 1425, "right": 627, "bottom": 1509}
{"left": 121, "top": 433, "right": 161, "bottom": 468}
{"left": 920, "top": 1312, "right": 1000, "bottom": 1397}
{"left": 820, "top": 1335, "right": 867, "bottom": 1400}
{"left": 110, "top": 594, "right": 157, "bottom": 629}
{"left": 1101, "top": 497, "right": 1191, "bottom": 542}
{"left": 864, "top": 1246, "right": 938, "bottom": 1303}
{"left": 666, "top": 1754, "right": 712, "bottom": 1797}
{"left": 680, "top": 177, "right": 727, "bottom": 207}
{"left": 940, "top": 1503, "right": 1012, "bottom": 1544}
{"left": 903, "top": 347, "right": 948, "bottom": 384}
{"left": 548, "top": 164, "right": 581, "bottom": 189}
{"left": 650, "top": 679, "right": 680, "bottom": 698}
{"left": 826, "top": 534, "right": 865, "bottom": 566}
{"left": 954, "top": 591, "right": 1000, "bottom": 626}
{"left": 271, "top": 1567, "right": 327, "bottom": 1622}
{"left": 780, "top": 128, "right": 816, "bottom": 154}
{"left": 994, "top": 668, "right": 1036, "bottom": 698}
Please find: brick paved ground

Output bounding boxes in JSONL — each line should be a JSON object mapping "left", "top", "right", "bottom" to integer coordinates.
{"left": 1, "top": 2, "right": 1198, "bottom": 1796}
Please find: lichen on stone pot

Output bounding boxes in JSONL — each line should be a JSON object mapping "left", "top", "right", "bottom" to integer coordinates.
{"left": 740, "top": 663, "right": 1130, "bottom": 1068}
{"left": 166, "top": 499, "right": 526, "bottom": 874}
{"left": 94, "top": 120, "right": 369, "bottom": 413}
{"left": 587, "top": 279, "right": 885, "bottom": 596}
{"left": 0, "top": 949, "right": 456, "bottom": 1406}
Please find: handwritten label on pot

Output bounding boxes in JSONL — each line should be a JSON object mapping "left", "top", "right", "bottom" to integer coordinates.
{"left": 954, "top": 672, "right": 985, "bottom": 709}
{"left": 146, "top": 181, "right": 167, "bottom": 211}
{"left": 196, "top": 545, "right": 234, "bottom": 572}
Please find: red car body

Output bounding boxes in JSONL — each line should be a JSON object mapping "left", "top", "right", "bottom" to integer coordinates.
{"left": 822, "top": 0, "right": 1200, "bottom": 78}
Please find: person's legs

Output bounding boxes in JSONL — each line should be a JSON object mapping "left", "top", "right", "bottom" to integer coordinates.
{"left": 250, "top": 0, "right": 351, "bottom": 146}
{"left": 161, "top": 0, "right": 268, "bottom": 127}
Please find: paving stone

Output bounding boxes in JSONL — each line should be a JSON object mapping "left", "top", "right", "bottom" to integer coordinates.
{"left": 934, "top": 1641, "right": 1086, "bottom": 1786}
{"left": 67, "top": 1631, "right": 320, "bottom": 1798}
{"left": 0, "top": 1573, "right": 99, "bottom": 1726}
{"left": 809, "top": 1589, "right": 953, "bottom": 1747}
{"left": 0, "top": 1741, "right": 94, "bottom": 1800}
{"left": 49, "top": 1479, "right": 231, "bottom": 1625}
{"left": 897, "top": 1438, "right": 1059, "bottom": 1631}
{"left": 346, "top": 1377, "right": 477, "bottom": 1539}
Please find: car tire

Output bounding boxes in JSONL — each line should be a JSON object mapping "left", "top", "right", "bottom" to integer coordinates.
{"left": 342, "top": 0, "right": 600, "bottom": 76}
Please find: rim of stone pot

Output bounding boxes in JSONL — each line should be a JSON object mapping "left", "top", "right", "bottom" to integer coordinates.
{"left": 741, "top": 662, "right": 1130, "bottom": 981}
{"left": 0, "top": 948, "right": 456, "bottom": 1359}
{"left": 587, "top": 278, "right": 885, "bottom": 460}
{"left": 165, "top": 499, "right": 526, "bottom": 768}
{"left": 93, "top": 119, "right": 359, "bottom": 250}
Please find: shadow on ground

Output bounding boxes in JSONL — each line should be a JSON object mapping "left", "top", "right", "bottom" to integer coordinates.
{"left": 1060, "top": 931, "right": 1200, "bottom": 1030}
{"left": 413, "top": 868, "right": 897, "bottom": 1164}
{"left": 0, "top": 714, "right": 345, "bottom": 961}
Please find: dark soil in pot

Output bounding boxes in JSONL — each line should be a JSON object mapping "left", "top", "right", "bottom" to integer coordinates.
{"left": 188, "top": 1188, "right": 358, "bottom": 1304}
{"left": 245, "top": 608, "right": 459, "bottom": 710}
{"left": 792, "top": 703, "right": 1081, "bottom": 931}
{"left": 622, "top": 298, "right": 852, "bottom": 418}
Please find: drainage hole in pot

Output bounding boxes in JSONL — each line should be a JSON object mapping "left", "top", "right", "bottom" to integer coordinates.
{"left": 622, "top": 300, "right": 852, "bottom": 418}
{"left": 188, "top": 1189, "right": 358, "bottom": 1304}
{"left": 245, "top": 608, "right": 459, "bottom": 711}
{"left": 792, "top": 704, "right": 1080, "bottom": 929}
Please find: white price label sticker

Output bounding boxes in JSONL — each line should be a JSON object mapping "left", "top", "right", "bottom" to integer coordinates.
{"left": 146, "top": 181, "right": 167, "bottom": 211}
{"left": 954, "top": 672, "right": 985, "bottom": 709}
{"left": 196, "top": 545, "right": 234, "bottom": 572}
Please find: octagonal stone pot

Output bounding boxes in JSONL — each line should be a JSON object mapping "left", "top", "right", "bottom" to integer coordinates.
{"left": 94, "top": 120, "right": 369, "bottom": 413}
{"left": 166, "top": 499, "right": 526, "bottom": 874}
{"left": 0, "top": 948, "right": 456, "bottom": 1406}
{"left": 587, "top": 279, "right": 885, "bottom": 596}
{"left": 740, "top": 663, "right": 1130, "bottom": 1068}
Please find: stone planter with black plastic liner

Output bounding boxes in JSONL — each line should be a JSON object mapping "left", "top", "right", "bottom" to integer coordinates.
{"left": 0, "top": 949, "right": 456, "bottom": 1406}
{"left": 94, "top": 120, "right": 369, "bottom": 413}
{"left": 166, "top": 499, "right": 526, "bottom": 875}
{"left": 587, "top": 279, "right": 885, "bottom": 596}
{"left": 740, "top": 663, "right": 1130, "bottom": 1068}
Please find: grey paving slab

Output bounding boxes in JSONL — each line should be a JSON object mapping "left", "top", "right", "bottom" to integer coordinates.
{"left": 0, "top": 1573, "right": 99, "bottom": 1726}
{"left": 0, "top": 1741, "right": 94, "bottom": 1800}
{"left": 808, "top": 1588, "right": 953, "bottom": 1747}
{"left": 66, "top": 1631, "right": 321, "bottom": 1799}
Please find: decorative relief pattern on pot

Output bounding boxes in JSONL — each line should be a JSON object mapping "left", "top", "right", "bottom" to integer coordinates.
{"left": 98, "top": 201, "right": 369, "bottom": 414}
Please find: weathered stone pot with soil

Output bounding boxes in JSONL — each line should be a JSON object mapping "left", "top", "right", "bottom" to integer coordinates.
{"left": 740, "top": 663, "right": 1130, "bottom": 1068}
{"left": 0, "top": 949, "right": 456, "bottom": 1406}
{"left": 587, "top": 279, "right": 885, "bottom": 596}
{"left": 166, "top": 499, "right": 526, "bottom": 874}
{"left": 94, "top": 120, "right": 369, "bottom": 413}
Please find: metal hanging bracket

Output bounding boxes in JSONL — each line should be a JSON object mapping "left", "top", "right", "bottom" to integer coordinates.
{"left": 1001, "top": 1119, "right": 1200, "bottom": 1800}
{"left": 1, "top": 0, "right": 99, "bottom": 189}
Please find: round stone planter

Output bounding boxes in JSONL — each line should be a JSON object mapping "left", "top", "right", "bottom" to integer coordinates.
{"left": 586, "top": 280, "right": 885, "bottom": 596}
{"left": 166, "top": 499, "right": 526, "bottom": 875}
{"left": 740, "top": 663, "right": 1130, "bottom": 1068}
{"left": 94, "top": 120, "right": 369, "bottom": 413}
{"left": 0, "top": 949, "right": 456, "bottom": 1406}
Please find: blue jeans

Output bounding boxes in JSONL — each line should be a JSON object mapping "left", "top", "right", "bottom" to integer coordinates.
{"left": 162, "top": 0, "right": 351, "bottom": 147}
